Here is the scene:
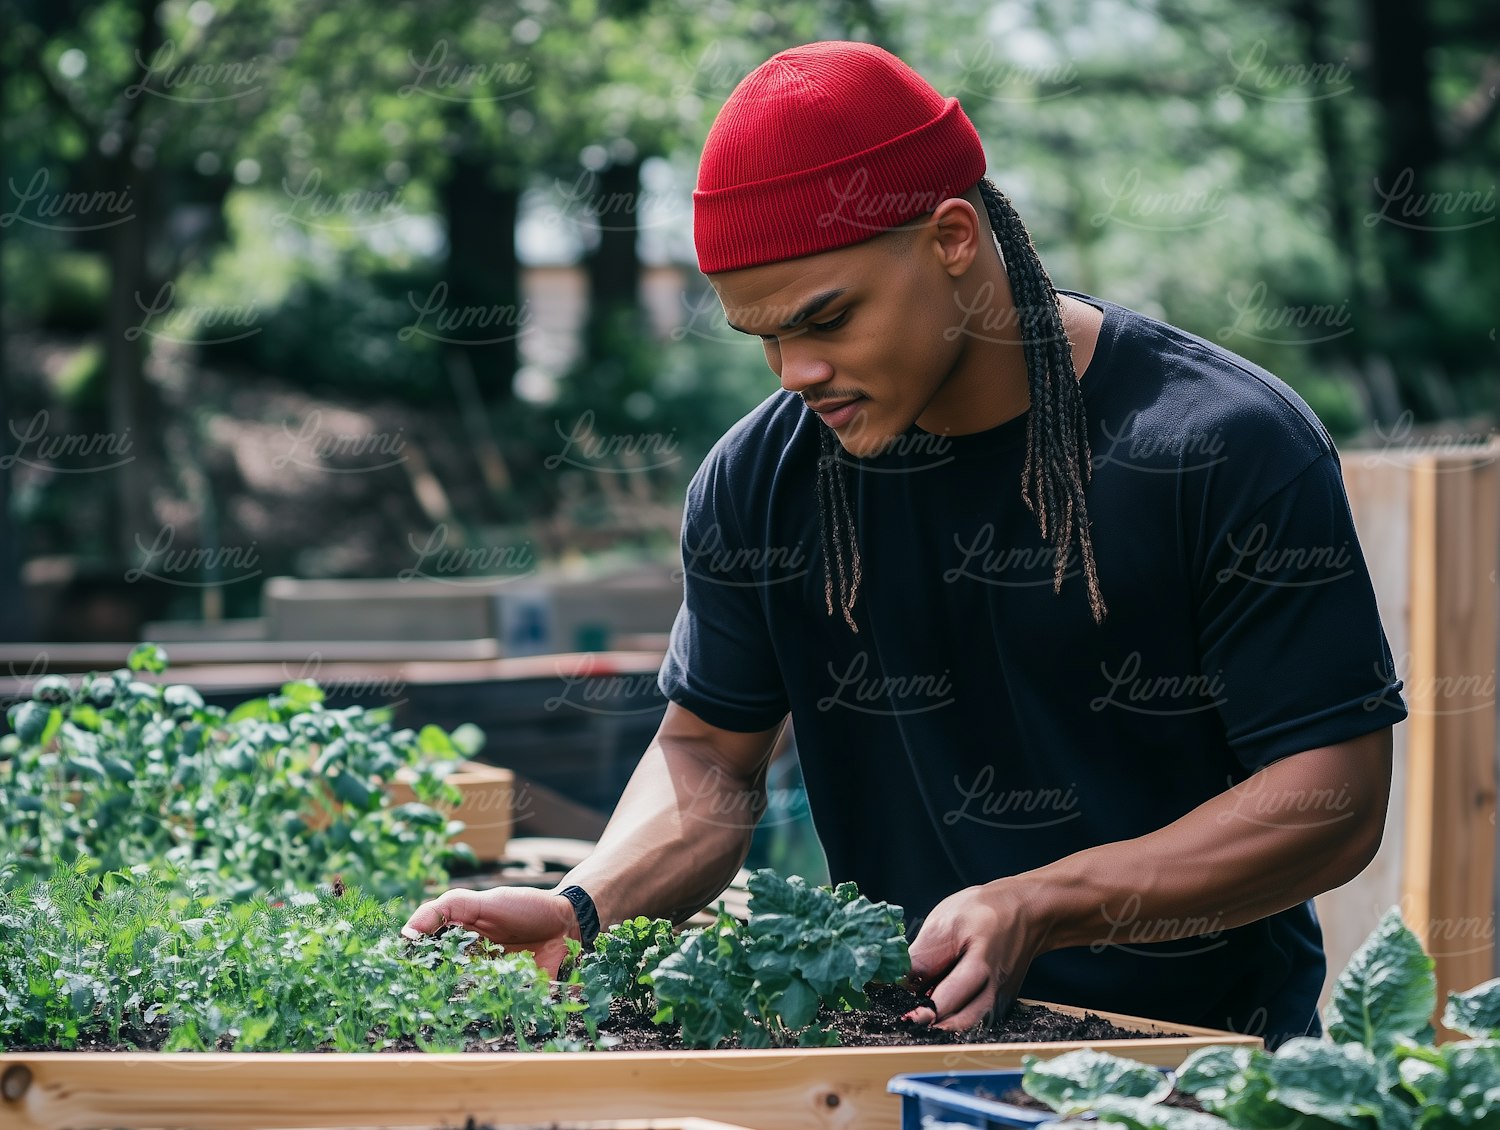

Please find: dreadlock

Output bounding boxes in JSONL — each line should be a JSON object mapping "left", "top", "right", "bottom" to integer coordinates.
{"left": 816, "top": 176, "right": 1108, "bottom": 633}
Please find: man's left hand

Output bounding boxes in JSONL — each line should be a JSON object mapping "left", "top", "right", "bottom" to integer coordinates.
{"left": 901, "top": 878, "right": 1046, "bottom": 1031}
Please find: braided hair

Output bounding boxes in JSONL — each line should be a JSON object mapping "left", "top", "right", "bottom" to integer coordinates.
{"left": 816, "top": 176, "right": 1107, "bottom": 632}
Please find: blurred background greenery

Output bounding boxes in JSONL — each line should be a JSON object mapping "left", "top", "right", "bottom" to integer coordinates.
{"left": 1, "top": 0, "right": 1496, "bottom": 640}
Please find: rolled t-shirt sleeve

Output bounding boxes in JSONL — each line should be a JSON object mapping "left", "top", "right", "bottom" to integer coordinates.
{"left": 1193, "top": 450, "right": 1408, "bottom": 771}
{"left": 658, "top": 449, "right": 790, "bottom": 734}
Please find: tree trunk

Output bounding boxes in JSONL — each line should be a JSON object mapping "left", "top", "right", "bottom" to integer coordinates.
{"left": 1291, "top": 0, "right": 1405, "bottom": 423}
{"left": 0, "top": 58, "right": 31, "bottom": 641}
{"left": 1363, "top": 0, "right": 1444, "bottom": 415}
{"left": 104, "top": 162, "right": 155, "bottom": 569}
{"left": 441, "top": 155, "right": 521, "bottom": 404}
{"left": 583, "top": 157, "right": 646, "bottom": 359}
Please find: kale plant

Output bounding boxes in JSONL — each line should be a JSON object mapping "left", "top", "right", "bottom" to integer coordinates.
{"left": 646, "top": 871, "right": 910, "bottom": 1048}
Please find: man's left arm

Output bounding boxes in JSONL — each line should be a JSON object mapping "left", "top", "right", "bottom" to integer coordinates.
{"left": 904, "top": 725, "right": 1393, "bottom": 1030}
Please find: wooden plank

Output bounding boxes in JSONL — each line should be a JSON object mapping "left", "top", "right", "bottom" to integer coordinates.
{"left": 389, "top": 762, "right": 515, "bottom": 862}
{"left": 0, "top": 640, "right": 507, "bottom": 670}
{"left": 302, "top": 761, "right": 513, "bottom": 862}
{"left": 0, "top": 650, "right": 666, "bottom": 691}
{"left": 253, "top": 1122, "right": 753, "bottom": 1130}
{"left": 0, "top": 1012, "right": 1258, "bottom": 1130}
{"left": 1402, "top": 445, "right": 1500, "bottom": 1019}
{"left": 1314, "top": 451, "right": 1413, "bottom": 1010}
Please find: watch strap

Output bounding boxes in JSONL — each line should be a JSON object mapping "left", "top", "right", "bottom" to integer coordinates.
{"left": 558, "top": 885, "right": 601, "bottom": 950}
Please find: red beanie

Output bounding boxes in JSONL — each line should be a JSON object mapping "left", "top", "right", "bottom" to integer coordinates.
{"left": 693, "top": 40, "right": 987, "bottom": 274}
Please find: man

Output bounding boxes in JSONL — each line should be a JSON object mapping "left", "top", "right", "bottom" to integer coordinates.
{"left": 403, "top": 40, "right": 1406, "bottom": 1047}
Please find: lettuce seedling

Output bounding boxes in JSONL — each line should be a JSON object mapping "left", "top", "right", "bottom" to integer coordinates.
{"left": 577, "top": 915, "right": 677, "bottom": 1026}
{"left": 648, "top": 870, "right": 910, "bottom": 1048}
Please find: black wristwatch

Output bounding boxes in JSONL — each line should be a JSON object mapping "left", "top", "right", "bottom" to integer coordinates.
{"left": 558, "top": 885, "right": 601, "bottom": 950}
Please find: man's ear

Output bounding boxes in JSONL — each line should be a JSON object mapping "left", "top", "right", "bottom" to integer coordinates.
{"left": 928, "top": 196, "right": 984, "bottom": 278}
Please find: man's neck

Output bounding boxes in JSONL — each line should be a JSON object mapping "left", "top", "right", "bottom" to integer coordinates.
{"left": 915, "top": 275, "right": 1104, "bottom": 437}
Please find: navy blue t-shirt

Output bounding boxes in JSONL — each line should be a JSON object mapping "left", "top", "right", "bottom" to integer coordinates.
{"left": 658, "top": 289, "right": 1408, "bottom": 1045}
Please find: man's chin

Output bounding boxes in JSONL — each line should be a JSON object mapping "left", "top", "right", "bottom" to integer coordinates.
{"left": 834, "top": 422, "right": 907, "bottom": 459}
{"left": 827, "top": 409, "right": 899, "bottom": 459}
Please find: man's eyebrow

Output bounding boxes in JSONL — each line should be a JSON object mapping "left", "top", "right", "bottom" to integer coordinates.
{"left": 725, "top": 288, "right": 848, "bottom": 336}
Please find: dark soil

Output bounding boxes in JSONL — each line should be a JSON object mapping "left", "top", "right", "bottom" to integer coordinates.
{"left": 24, "top": 983, "right": 1184, "bottom": 1053}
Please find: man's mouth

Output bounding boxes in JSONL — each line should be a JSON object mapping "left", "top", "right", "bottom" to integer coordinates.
{"left": 807, "top": 396, "right": 866, "bottom": 428}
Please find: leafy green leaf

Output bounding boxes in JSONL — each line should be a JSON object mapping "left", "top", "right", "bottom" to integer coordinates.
{"left": 1323, "top": 906, "right": 1436, "bottom": 1055}
{"left": 449, "top": 723, "right": 486, "bottom": 757}
{"left": 1262, "top": 1039, "right": 1395, "bottom": 1128}
{"left": 1087, "top": 1096, "right": 1231, "bottom": 1130}
{"left": 7, "top": 701, "right": 52, "bottom": 745}
{"left": 127, "top": 643, "right": 169, "bottom": 674}
{"left": 1176, "top": 1046, "right": 1256, "bottom": 1102}
{"left": 279, "top": 681, "right": 324, "bottom": 709}
{"left": 226, "top": 698, "right": 271, "bottom": 723}
{"left": 772, "top": 976, "right": 819, "bottom": 1030}
{"left": 418, "top": 725, "right": 456, "bottom": 756}
{"left": 1022, "top": 1049, "right": 1173, "bottom": 1115}
{"left": 1445, "top": 979, "right": 1500, "bottom": 1040}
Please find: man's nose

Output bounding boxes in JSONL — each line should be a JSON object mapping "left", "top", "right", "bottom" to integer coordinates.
{"left": 777, "top": 344, "right": 834, "bottom": 395}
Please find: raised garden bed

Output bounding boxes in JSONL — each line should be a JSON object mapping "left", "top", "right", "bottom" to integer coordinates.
{"left": 0, "top": 1004, "right": 1254, "bottom": 1130}
{"left": 0, "top": 652, "right": 1260, "bottom": 1130}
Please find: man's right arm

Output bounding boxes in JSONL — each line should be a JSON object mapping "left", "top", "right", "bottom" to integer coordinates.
{"left": 400, "top": 702, "right": 786, "bottom": 964}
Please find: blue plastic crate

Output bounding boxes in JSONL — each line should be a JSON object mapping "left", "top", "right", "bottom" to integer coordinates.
{"left": 886, "top": 1071, "right": 1054, "bottom": 1129}
{"left": 888, "top": 1066, "right": 1177, "bottom": 1129}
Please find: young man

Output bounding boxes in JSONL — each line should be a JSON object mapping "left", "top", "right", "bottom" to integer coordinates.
{"left": 404, "top": 41, "right": 1406, "bottom": 1046}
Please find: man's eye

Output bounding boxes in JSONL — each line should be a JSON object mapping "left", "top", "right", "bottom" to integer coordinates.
{"left": 809, "top": 311, "right": 848, "bottom": 331}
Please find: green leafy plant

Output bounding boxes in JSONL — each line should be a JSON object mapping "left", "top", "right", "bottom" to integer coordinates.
{"left": 646, "top": 871, "right": 910, "bottom": 1049}
{"left": 577, "top": 914, "right": 677, "bottom": 1026}
{"left": 1018, "top": 907, "right": 1500, "bottom": 1130}
{"left": 0, "top": 859, "right": 583, "bottom": 1053}
{"left": 0, "top": 643, "right": 475, "bottom": 901}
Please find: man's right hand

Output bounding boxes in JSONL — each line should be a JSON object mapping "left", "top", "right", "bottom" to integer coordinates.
{"left": 400, "top": 886, "right": 579, "bottom": 976}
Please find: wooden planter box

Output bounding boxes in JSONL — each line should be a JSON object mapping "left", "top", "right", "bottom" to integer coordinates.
{"left": 0, "top": 1001, "right": 1257, "bottom": 1130}
{"left": 390, "top": 759, "right": 515, "bottom": 862}
{"left": 303, "top": 759, "right": 515, "bottom": 862}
